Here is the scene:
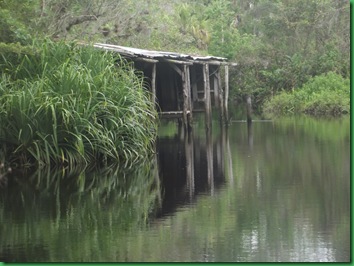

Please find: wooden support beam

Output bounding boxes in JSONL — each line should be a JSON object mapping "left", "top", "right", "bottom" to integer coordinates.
{"left": 224, "top": 65, "right": 229, "bottom": 122}
{"left": 133, "top": 57, "right": 159, "bottom": 63}
{"left": 181, "top": 64, "right": 192, "bottom": 129}
{"left": 168, "top": 62, "right": 183, "bottom": 76}
{"left": 203, "top": 63, "right": 212, "bottom": 130}
{"left": 186, "top": 65, "right": 193, "bottom": 116}
{"left": 159, "top": 109, "right": 206, "bottom": 117}
{"left": 151, "top": 63, "right": 156, "bottom": 104}
{"left": 162, "top": 58, "right": 193, "bottom": 65}
{"left": 182, "top": 65, "right": 188, "bottom": 128}
{"left": 217, "top": 68, "right": 224, "bottom": 123}
{"left": 159, "top": 111, "right": 183, "bottom": 118}
{"left": 159, "top": 111, "right": 183, "bottom": 115}
{"left": 188, "top": 66, "right": 193, "bottom": 128}
{"left": 213, "top": 73, "right": 219, "bottom": 108}
{"left": 194, "top": 60, "right": 227, "bottom": 65}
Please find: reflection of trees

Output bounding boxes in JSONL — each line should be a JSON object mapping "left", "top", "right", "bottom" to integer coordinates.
{"left": 114, "top": 117, "right": 349, "bottom": 262}
{"left": 0, "top": 117, "right": 349, "bottom": 262}
{"left": 227, "top": 117, "right": 350, "bottom": 262}
{"left": 0, "top": 160, "right": 161, "bottom": 262}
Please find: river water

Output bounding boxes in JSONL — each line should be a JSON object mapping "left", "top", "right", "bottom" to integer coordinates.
{"left": 0, "top": 114, "right": 350, "bottom": 262}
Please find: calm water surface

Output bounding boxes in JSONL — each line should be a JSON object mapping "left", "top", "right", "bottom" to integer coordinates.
{"left": 0, "top": 115, "right": 350, "bottom": 262}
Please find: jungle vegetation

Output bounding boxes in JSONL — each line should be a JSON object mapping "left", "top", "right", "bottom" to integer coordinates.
{"left": 1, "top": 0, "right": 350, "bottom": 110}
{"left": 0, "top": 0, "right": 350, "bottom": 166}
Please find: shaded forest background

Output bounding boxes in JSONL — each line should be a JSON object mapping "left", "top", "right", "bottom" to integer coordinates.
{"left": 0, "top": 0, "right": 350, "bottom": 112}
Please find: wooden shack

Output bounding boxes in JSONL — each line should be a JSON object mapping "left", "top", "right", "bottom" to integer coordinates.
{"left": 93, "top": 43, "right": 231, "bottom": 129}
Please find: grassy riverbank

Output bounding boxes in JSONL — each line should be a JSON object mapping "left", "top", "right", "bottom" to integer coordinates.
{"left": 0, "top": 40, "right": 158, "bottom": 168}
{"left": 262, "top": 72, "right": 350, "bottom": 118}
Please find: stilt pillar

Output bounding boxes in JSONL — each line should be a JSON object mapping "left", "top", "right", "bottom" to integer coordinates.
{"left": 203, "top": 63, "right": 212, "bottom": 130}
{"left": 182, "top": 64, "right": 192, "bottom": 129}
{"left": 151, "top": 63, "right": 156, "bottom": 105}
{"left": 224, "top": 65, "right": 229, "bottom": 123}
{"left": 217, "top": 68, "right": 224, "bottom": 124}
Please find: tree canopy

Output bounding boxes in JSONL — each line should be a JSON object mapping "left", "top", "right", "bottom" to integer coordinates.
{"left": 0, "top": 0, "right": 350, "bottom": 113}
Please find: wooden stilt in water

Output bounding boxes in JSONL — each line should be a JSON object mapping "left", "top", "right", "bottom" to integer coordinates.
{"left": 151, "top": 63, "right": 156, "bottom": 105}
{"left": 224, "top": 65, "right": 229, "bottom": 123}
{"left": 182, "top": 66, "right": 188, "bottom": 129}
{"left": 203, "top": 63, "right": 212, "bottom": 130}
{"left": 246, "top": 94, "right": 252, "bottom": 124}
{"left": 213, "top": 72, "right": 219, "bottom": 108}
{"left": 217, "top": 68, "right": 224, "bottom": 124}
{"left": 185, "top": 65, "right": 193, "bottom": 130}
{"left": 181, "top": 64, "right": 193, "bottom": 130}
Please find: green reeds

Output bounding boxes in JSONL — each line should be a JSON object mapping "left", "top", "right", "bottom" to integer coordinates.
{"left": 0, "top": 39, "right": 158, "bottom": 167}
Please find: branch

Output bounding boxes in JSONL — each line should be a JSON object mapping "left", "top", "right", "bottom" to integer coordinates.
{"left": 65, "top": 15, "right": 98, "bottom": 31}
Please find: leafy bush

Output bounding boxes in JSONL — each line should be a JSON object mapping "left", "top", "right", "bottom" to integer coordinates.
{"left": 262, "top": 72, "right": 350, "bottom": 117}
{"left": 0, "top": 40, "right": 158, "bottom": 167}
{"left": 262, "top": 92, "right": 298, "bottom": 116}
{"left": 303, "top": 91, "right": 350, "bottom": 116}
{"left": 300, "top": 72, "right": 349, "bottom": 96}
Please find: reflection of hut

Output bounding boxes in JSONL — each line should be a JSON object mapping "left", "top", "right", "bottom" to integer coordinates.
{"left": 93, "top": 43, "right": 233, "bottom": 128}
{"left": 155, "top": 128, "right": 229, "bottom": 218}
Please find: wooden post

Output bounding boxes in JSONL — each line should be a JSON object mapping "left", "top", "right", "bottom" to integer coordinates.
{"left": 213, "top": 72, "right": 219, "bottom": 108}
{"left": 182, "top": 65, "right": 188, "bottom": 129}
{"left": 151, "top": 63, "right": 156, "bottom": 104}
{"left": 203, "top": 63, "right": 212, "bottom": 130}
{"left": 224, "top": 65, "right": 229, "bottom": 123}
{"left": 217, "top": 68, "right": 224, "bottom": 124}
{"left": 181, "top": 64, "right": 193, "bottom": 129}
{"left": 246, "top": 94, "right": 252, "bottom": 124}
{"left": 185, "top": 65, "right": 193, "bottom": 128}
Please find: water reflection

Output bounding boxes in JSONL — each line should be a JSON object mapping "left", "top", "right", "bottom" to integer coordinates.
{"left": 0, "top": 116, "right": 350, "bottom": 262}
{"left": 0, "top": 161, "right": 161, "bottom": 262}
{"left": 149, "top": 117, "right": 350, "bottom": 262}
{"left": 155, "top": 123, "right": 232, "bottom": 217}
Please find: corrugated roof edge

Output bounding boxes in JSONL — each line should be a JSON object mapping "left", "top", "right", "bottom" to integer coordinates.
{"left": 93, "top": 43, "right": 228, "bottom": 63}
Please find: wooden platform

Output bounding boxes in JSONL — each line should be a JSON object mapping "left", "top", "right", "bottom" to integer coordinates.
{"left": 159, "top": 111, "right": 184, "bottom": 118}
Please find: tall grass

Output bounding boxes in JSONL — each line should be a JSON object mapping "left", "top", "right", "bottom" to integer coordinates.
{"left": 0, "top": 39, "right": 158, "bottom": 167}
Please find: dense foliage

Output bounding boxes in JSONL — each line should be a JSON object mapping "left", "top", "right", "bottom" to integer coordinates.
{"left": 262, "top": 72, "right": 350, "bottom": 117}
{"left": 1, "top": 0, "right": 346, "bottom": 116}
{"left": 0, "top": 40, "right": 157, "bottom": 167}
{"left": 0, "top": 0, "right": 350, "bottom": 168}
{"left": 0, "top": 117, "right": 348, "bottom": 261}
